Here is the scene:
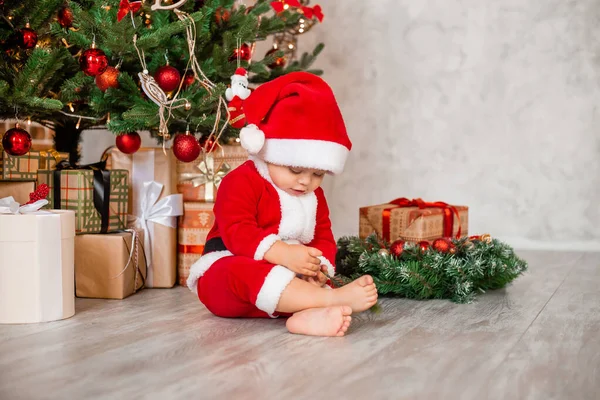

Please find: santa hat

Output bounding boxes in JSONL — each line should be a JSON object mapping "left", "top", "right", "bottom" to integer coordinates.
{"left": 233, "top": 67, "right": 247, "bottom": 79}
{"left": 239, "top": 72, "right": 351, "bottom": 175}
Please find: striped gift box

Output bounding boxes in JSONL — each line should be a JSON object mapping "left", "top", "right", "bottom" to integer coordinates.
{"left": 177, "top": 202, "right": 215, "bottom": 286}
{"left": 37, "top": 169, "right": 129, "bottom": 234}
{"left": 0, "top": 150, "right": 68, "bottom": 180}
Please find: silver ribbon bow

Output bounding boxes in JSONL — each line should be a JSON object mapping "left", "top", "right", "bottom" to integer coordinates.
{"left": 0, "top": 196, "right": 49, "bottom": 215}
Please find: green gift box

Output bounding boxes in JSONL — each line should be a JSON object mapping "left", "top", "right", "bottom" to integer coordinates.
{"left": 0, "top": 149, "right": 68, "bottom": 180}
{"left": 37, "top": 168, "right": 129, "bottom": 234}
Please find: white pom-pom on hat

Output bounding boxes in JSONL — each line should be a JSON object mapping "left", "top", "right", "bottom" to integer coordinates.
{"left": 239, "top": 124, "right": 265, "bottom": 154}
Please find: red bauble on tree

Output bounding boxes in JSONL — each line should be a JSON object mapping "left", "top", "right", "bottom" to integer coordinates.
{"left": 19, "top": 24, "right": 38, "bottom": 49}
{"left": 58, "top": 7, "right": 74, "bottom": 28}
{"left": 2, "top": 124, "right": 32, "bottom": 156}
{"left": 265, "top": 48, "right": 286, "bottom": 69}
{"left": 173, "top": 133, "right": 201, "bottom": 162}
{"left": 200, "top": 136, "right": 217, "bottom": 152}
{"left": 80, "top": 46, "right": 108, "bottom": 76}
{"left": 389, "top": 240, "right": 405, "bottom": 258}
{"left": 181, "top": 71, "right": 195, "bottom": 89}
{"left": 95, "top": 66, "right": 120, "bottom": 92}
{"left": 115, "top": 132, "right": 141, "bottom": 154}
{"left": 215, "top": 7, "right": 230, "bottom": 25}
{"left": 229, "top": 43, "right": 252, "bottom": 62}
{"left": 154, "top": 65, "right": 181, "bottom": 92}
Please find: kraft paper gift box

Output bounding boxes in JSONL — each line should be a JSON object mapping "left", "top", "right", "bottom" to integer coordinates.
{"left": 106, "top": 148, "right": 183, "bottom": 288}
{"left": 0, "top": 180, "right": 35, "bottom": 204}
{"left": 177, "top": 202, "right": 215, "bottom": 286}
{"left": 359, "top": 198, "right": 469, "bottom": 243}
{"left": 37, "top": 165, "right": 129, "bottom": 234}
{"left": 0, "top": 149, "right": 68, "bottom": 180}
{"left": 75, "top": 231, "right": 146, "bottom": 299}
{"left": 176, "top": 144, "right": 248, "bottom": 202}
{"left": 0, "top": 198, "right": 75, "bottom": 324}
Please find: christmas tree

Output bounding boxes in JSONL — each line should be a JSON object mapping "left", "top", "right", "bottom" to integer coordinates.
{"left": 0, "top": 0, "right": 324, "bottom": 161}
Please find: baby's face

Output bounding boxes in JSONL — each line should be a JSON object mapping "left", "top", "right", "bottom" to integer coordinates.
{"left": 267, "top": 163, "right": 326, "bottom": 196}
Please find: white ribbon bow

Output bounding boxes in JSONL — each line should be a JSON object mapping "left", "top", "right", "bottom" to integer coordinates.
{"left": 128, "top": 181, "right": 183, "bottom": 270}
{"left": 0, "top": 196, "right": 49, "bottom": 215}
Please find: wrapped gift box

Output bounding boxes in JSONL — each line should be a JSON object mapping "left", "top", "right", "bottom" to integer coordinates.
{"left": 176, "top": 144, "right": 248, "bottom": 202}
{"left": 359, "top": 198, "right": 469, "bottom": 242}
{"left": 0, "top": 149, "right": 68, "bottom": 180}
{"left": 177, "top": 202, "right": 214, "bottom": 286}
{"left": 0, "top": 209, "right": 75, "bottom": 324}
{"left": 75, "top": 231, "right": 146, "bottom": 299}
{"left": 37, "top": 168, "right": 129, "bottom": 234}
{"left": 106, "top": 148, "right": 182, "bottom": 288}
{"left": 0, "top": 180, "right": 35, "bottom": 204}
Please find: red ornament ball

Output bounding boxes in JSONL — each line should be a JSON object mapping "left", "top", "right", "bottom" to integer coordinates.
{"left": 115, "top": 132, "right": 141, "bottom": 154}
{"left": 389, "top": 240, "right": 405, "bottom": 258}
{"left": 181, "top": 71, "right": 195, "bottom": 89}
{"left": 19, "top": 26, "right": 38, "bottom": 49}
{"left": 80, "top": 47, "right": 108, "bottom": 76}
{"left": 418, "top": 241, "right": 430, "bottom": 252}
{"left": 154, "top": 65, "right": 181, "bottom": 92}
{"left": 173, "top": 134, "right": 201, "bottom": 162}
{"left": 95, "top": 66, "right": 120, "bottom": 92}
{"left": 229, "top": 43, "right": 252, "bottom": 62}
{"left": 265, "top": 48, "right": 286, "bottom": 69}
{"left": 215, "top": 7, "right": 231, "bottom": 25}
{"left": 432, "top": 238, "right": 452, "bottom": 253}
{"left": 2, "top": 125, "right": 32, "bottom": 156}
{"left": 200, "top": 136, "right": 217, "bottom": 152}
{"left": 58, "top": 7, "right": 74, "bottom": 28}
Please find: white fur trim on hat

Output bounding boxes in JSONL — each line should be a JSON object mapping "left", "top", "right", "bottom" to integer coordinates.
{"left": 240, "top": 124, "right": 265, "bottom": 154}
{"left": 258, "top": 138, "right": 350, "bottom": 175}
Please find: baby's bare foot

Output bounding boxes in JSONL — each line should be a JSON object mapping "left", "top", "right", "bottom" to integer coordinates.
{"left": 286, "top": 306, "right": 352, "bottom": 337}
{"left": 332, "top": 275, "right": 378, "bottom": 312}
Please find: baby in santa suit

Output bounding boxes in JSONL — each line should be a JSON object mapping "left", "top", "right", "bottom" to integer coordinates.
{"left": 187, "top": 72, "right": 378, "bottom": 337}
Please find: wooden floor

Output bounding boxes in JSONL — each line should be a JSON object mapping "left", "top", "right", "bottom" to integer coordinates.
{"left": 0, "top": 251, "right": 599, "bottom": 400}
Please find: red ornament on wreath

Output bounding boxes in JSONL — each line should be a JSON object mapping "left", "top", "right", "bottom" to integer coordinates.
{"left": 80, "top": 45, "right": 108, "bottom": 76}
{"left": 58, "top": 7, "right": 74, "bottom": 28}
{"left": 432, "top": 238, "right": 452, "bottom": 253}
{"left": 2, "top": 123, "right": 32, "bottom": 156}
{"left": 154, "top": 65, "right": 181, "bottom": 93}
{"left": 115, "top": 132, "right": 141, "bottom": 154}
{"left": 229, "top": 43, "right": 252, "bottom": 62}
{"left": 95, "top": 66, "right": 120, "bottom": 92}
{"left": 173, "top": 133, "right": 201, "bottom": 162}
{"left": 19, "top": 24, "right": 38, "bottom": 49}
{"left": 389, "top": 240, "right": 405, "bottom": 258}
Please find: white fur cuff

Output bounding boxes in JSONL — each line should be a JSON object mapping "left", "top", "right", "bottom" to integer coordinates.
{"left": 255, "top": 265, "right": 296, "bottom": 317}
{"left": 187, "top": 250, "right": 233, "bottom": 294}
{"left": 254, "top": 234, "right": 281, "bottom": 261}
{"left": 318, "top": 256, "right": 335, "bottom": 278}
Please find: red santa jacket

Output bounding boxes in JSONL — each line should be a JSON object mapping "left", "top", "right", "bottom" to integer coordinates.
{"left": 201, "top": 157, "right": 337, "bottom": 276}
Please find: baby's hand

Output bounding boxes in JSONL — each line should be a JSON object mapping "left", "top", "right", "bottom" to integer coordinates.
{"left": 284, "top": 245, "right": 322, "bottom": 277}
{"left": 302, "top": 265, "right": 329, "bottom": 287}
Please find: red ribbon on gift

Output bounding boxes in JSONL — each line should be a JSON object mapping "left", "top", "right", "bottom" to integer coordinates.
{"left": 381, "top": 198, "right": 462, "bottom": 242}
{"left": 117, "top": 0, "right": 142, "bottom": 22}
{"left": 178, "top": 244, "right": 205, "bottom": 254}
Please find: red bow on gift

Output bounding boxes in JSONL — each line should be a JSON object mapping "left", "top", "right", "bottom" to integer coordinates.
{"left": 270, "top": 0, "right": 302, "bottom": 13}
{"left": 117, "top": 0, "right": 142, "bottom": 22}
{"left": 302, "top": 5, "right": 324, "bottom": 22}
{"left": 381, "top": 198, "right": 463, "bottom": 242}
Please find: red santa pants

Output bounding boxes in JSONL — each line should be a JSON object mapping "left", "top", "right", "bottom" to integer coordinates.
{"left": 197, "top": 255, "right": 296, "bottom": 318}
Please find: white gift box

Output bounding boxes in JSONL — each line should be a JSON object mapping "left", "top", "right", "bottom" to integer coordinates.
{"left": 0, "top": 209, "right": 75, "bottom": 324}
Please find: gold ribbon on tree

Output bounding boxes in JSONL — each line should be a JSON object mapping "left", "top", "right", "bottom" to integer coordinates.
{"left": 179, "top": 154, "right": 231, "bottom": 202}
